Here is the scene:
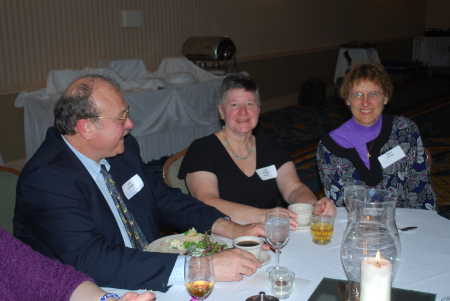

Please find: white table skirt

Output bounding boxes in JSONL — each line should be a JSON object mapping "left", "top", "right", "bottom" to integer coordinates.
{"left": 413, "top": 36, "right": 450, "bottom": 67}
{"left": 334, "top": 47, "right": 381, "bottom": 83}
{"left": 104, "top": 207, "right": 449, "bottom": 300}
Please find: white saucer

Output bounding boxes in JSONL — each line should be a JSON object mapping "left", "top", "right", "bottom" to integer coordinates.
{"left": 296, "top": 224, "right": 311, "bottom": 230}
{"left": 258, "top": 251, "right": 271, "bottom": 266}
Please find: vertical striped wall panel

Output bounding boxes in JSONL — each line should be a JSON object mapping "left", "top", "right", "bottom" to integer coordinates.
{"left": 0, "top": 0, "right": 428, "bottom": 94}
{"left": 426, "top": 0, "right": 450, "bottom": 29}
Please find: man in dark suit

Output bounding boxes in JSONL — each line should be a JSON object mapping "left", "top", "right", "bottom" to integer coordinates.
{"left": 14, "top": 75, "right": 264, "bottom": 292}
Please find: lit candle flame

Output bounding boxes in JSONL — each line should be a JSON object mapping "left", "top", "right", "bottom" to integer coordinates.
{"left": 376, "top": 250, "right": 381, "bottom": 265}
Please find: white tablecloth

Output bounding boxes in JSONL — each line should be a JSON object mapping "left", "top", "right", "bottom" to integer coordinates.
{"left": 105, "top": 207, "right": 450, "bottom": 300}
{"left": 413, "top": 36, "right": 450, "bottom": 67}
{"left": 334, "top": 47, "right": 381, "bottom": 83}
{"left": 15, "top": 58, "right": 225, "bottom": 162}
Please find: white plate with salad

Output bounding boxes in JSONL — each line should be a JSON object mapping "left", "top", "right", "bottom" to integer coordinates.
{"left": 146, "top": 228, "right": 228, "bottom": 255}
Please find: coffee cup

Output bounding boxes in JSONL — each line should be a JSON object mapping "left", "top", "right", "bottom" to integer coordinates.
{"left": 288, "top": 203, "right": 314, "bottom": 228}
{"left": 232, "top": 236, "right": 264, "bottom": 259}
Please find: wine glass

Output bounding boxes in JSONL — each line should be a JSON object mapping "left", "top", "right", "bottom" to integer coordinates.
{"left": 265, "top": 209, "right": 290, "bottom": 273}
{"left": 184, "top": 255, "right": 215, "bottom": 301}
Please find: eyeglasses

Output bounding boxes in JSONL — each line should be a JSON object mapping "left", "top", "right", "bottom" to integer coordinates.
{"left": 349, "top": 91, "right": 384, "bottom": 101}
{"left": 90, "top": 107, "right": 129, "bottom": 124}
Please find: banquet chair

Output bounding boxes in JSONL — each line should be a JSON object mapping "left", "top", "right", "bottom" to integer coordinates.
{"left": 424, "top": 147, "right": 432, "bottom": 170}
{"left": 0, "top": 166, "right": 20, "bottom": 234}
{"left": 162, "top": 148, "right": 189, "bottom": 194}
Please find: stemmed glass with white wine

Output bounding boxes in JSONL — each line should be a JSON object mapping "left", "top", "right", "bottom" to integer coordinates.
{"left": 265, "top": 209, "right": 291, "bottom": 273}
{"left": 184, "top": 254, "right": 215, "bottom": 301}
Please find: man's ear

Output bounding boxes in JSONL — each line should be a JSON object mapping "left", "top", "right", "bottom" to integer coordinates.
{"left": 76, "top": 119, "right": 93, "bottom": 141}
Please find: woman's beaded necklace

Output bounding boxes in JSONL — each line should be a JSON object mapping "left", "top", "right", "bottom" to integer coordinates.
{"left": 221, "top": 127, "right": 254, "bottom": 160}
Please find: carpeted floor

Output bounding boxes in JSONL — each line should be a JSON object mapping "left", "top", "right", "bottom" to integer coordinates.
{"left": 148, "top": 76, "right": 450, "bottom": 207}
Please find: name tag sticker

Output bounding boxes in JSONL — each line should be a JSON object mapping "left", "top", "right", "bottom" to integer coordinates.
{"left": 122, "top": 174, "right": 144, "bottom": 199}
{"left": 256, "top": 165, "right": 277, "bottom": 181}
{"left": 378, "top": 145, "right": 406, "bottom": 169}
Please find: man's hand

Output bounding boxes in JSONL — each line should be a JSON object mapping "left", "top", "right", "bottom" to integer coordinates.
{"left": 119, "top": 291, "right": 156, "bottom": 301}
{"left": 212, "top": 248, "right": 261, "bottom": 281}
{"left": 211, "top": 218, "right": 265, "bottom": 239}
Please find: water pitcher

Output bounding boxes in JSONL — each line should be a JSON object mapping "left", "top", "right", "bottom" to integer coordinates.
{"left": 341, "top": 189, "right": 401, "bottom": 297}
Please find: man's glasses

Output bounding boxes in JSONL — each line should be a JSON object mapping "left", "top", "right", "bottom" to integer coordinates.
{"left": 349, "top": 91, "right": 384, "bottom": 101}
{"left": 91, "top": 107, "right": 129, "bottom": 125}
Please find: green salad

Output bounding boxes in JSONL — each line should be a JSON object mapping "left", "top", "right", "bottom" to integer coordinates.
{"left": 169, "top": 228, "right": 227, "bottom": 255}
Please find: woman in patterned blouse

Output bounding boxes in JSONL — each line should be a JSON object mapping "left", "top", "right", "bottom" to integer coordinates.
{"left": 316, "top": 63, "right": 436, "bottom": 209}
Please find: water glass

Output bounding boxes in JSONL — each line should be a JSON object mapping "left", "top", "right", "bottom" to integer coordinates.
{"left": 268, "top": 269, "right": 296, "bottom": 299}
{"left": 265, "top": 209, "right": 290, "bottom": 273}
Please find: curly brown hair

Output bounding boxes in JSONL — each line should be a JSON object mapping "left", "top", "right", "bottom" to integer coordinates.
{"left": 339, "top": 63, "right": 393, "bottom": 101}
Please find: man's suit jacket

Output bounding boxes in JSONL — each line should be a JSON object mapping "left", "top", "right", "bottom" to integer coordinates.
{"left": 14, "top": 127, "right": 225, "bottom": 291}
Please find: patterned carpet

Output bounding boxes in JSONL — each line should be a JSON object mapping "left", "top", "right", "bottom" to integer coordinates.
{"left": 255, "top": 77, "right": 450, "bottom": 206}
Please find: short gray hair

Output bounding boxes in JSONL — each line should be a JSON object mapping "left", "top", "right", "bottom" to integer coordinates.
{"left": 218, "top": 73, "right": 260, "bottom": 108}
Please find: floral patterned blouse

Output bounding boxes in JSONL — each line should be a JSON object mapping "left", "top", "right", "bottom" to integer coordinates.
{"left": 316, "top": 114, "right": 436, "bottom": 210}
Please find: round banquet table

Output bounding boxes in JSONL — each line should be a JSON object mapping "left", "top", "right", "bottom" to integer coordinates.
{"left": 104, "top": 207, "right": 450, "bottom": 300}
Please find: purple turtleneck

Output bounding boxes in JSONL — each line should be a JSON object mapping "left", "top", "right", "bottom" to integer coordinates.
{"left": 329, "top": 114, "right": 383, "bottom": 169}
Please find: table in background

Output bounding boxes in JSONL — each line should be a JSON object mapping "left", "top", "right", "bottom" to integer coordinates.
{"left": 15, "top": 58, "right": 224, "bottom": 162}
{"left": 334, "top": 45, "right": 381, "bottom": 83}
{"left": 413, "top": 36, "right": 450, "bottom": 67}
{"left": 105, "top": 207, "right": 449, "bottom": 300}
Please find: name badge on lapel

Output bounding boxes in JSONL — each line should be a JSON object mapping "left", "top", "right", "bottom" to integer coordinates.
{"left": 378, "top": 145, "right": 406, "bottom": 169}
{"left": 122, "top": 174, "right": 144, "bottom": 199}
{"left": 256, "top": 165, "right": 277, "bottom": 181}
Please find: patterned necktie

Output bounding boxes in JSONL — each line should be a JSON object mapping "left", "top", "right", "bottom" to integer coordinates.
{"left": 100, "top": 165, "right": 149, "bottom": 250}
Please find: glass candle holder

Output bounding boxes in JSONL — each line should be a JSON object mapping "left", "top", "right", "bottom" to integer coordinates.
{"left": 268, "top": 269, "right": 295, "bottom": 299}
{"left": 341, "top": 188, "right": 400, "bottom": 300}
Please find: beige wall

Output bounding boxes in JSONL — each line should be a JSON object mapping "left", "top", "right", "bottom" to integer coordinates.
{"left": 1, "top": 0, "right": 438, "bottom": 166}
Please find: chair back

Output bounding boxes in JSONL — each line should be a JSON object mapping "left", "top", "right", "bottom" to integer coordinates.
{"left": 0, "top": 166, "right": 20, "bottom": 234}
{"left": 424, "top": 147, "right": 432, "bottom": 170}
{"left": 163, "top": 148, "right": 189, "bottom": 194}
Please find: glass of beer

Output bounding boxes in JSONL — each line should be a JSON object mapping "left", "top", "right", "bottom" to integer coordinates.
{"left": 310, "top": 215, "right": 335, "bottom": 245}
{"left": 184, "top": 254, "right": 215, "bottom": 300}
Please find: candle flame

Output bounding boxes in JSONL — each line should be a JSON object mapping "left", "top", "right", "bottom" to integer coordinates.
{"left": 375, "top": 250, "right": 381, "bottom": 264}
{"left": 366, "top": 215, "right": 370, "bottom": 221}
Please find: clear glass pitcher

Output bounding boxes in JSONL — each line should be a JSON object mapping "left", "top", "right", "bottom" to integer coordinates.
{"left": 341, "top": 188, "right": 401, "bottom": 296}
{"left": 343, "top": 180, "right": 366, "bottom": 217}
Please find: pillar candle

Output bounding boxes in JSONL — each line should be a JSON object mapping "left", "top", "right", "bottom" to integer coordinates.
{"left": 360, "top": 251, "right": 392, "bottom": 301}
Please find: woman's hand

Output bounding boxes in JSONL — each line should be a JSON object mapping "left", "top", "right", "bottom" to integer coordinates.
{"left": 313, "top": 197, "right": 337, "bottom": 217}
{"left": 118, "top": 291, "right": 156, "bottom": 301}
